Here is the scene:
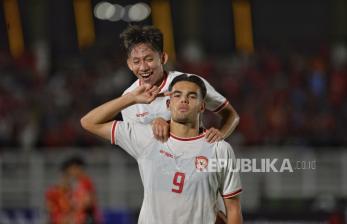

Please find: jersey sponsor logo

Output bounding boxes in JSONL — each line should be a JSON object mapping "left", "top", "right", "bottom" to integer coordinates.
{"left": 160, "top": 149, "right": 174, "bottom": 158}
{"left": 136, "top": 112, "right": 149, "bottom": 117}
{"left": 195, "top": 156, "right": 208, "bottom": 171}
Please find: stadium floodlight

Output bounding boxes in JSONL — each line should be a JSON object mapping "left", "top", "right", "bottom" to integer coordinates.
{"left": 94, "top": 2, "right": 115, "bottom": 20}
{"left": 108, "top": 4, "right": 125, "bottom": 22}
{"left": 95, "top": 2, "right": 151, "bottom": 22}
{"left": 128, "top": 3, "right": 151, "bottom": 22}
{"left": 121, "top": 5, "right": 133, "bottom": 22}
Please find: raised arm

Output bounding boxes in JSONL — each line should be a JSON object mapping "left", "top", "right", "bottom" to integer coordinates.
{"left": 224, "top": 196, "right": 242, "bottom": 224}
{"left": 205, "top": 103, "right": 240, "bottom": 143}
{"left": 80, "top": 84, "right": 160, "bottom": 140}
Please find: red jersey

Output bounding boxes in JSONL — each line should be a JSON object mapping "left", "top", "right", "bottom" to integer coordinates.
{"left": 45, "top": 185, "right": 72, "bottom": 224}
{"left": 72, "top": 176, "right": 101, "bottom": 224}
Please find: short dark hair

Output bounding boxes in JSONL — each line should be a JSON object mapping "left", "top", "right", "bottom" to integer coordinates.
{"left": 61, "top": 156, "right": 86, "bottom": 172}
{"left": 168, "top": 74, "right": 207, "bottom": 99}
{"left": 120, "top": 25, "right": 163, "bottom": 56}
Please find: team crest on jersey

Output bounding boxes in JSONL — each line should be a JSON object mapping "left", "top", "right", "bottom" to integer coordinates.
{"left": 195, "top": 156, "right": 208, "bottom": 171}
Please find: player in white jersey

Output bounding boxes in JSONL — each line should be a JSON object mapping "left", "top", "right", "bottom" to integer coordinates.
{"left": 120, "top": 25, "right": 239, "bottom": 222}
{"left": 81, "top": 74, "right": 243, "bottom": 224}
{"left": 120, "top": 25, "right": 239, "bottom": 144}
{"left": 122, "top": 71, "right": 227, "bottom": 123}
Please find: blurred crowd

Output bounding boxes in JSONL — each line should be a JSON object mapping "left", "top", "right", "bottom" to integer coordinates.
{"left": 0, "top": 44, "right": 346, "bottom": 149}
{"left": 0, "top": 49, "right": 134, "bottom": 148}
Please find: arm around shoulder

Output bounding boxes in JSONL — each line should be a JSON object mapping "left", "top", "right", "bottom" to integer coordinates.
{"left": 216, "top": 103, "right": 240, "bottom": 139}
{"left": 223, "top": 196, "right": 242, "bottom": 224}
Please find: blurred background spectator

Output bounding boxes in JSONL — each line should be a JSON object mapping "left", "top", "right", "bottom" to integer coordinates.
{"left": 1, "top": 44, "right": 347, "bottom": 148}
{"left": 1, "top": 0, "right": 347, "bottom": 149}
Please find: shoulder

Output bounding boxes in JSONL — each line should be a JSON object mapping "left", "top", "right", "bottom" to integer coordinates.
{"left": 115, "top": 121, "right": 154, "bottom": 140}
{"left": 117, "top": 121, "right": 152, "bottom": 132}
{"left": 167, "top": 71, "right": 182, "bottom": 81}
{"left": 166, "top": 71, "right": 209, "bottom": 84}
{"left": 122, "top": 79, "right": 140, "bottom": 94}
{"left": 214, "top": 140, "right": 235, "bottom": 159}
{"left": 168, "top": 70, "right": 203, "bottom": 78}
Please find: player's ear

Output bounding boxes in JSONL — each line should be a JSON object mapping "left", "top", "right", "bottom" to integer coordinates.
{"left": 127, "top": 58, "right": 133, "bottom": 70}
{"left": 161, "top": 52, "right": 168, "bottom": 64}
{"left": 200, "top": 101, "right": 206, "bottom": 112}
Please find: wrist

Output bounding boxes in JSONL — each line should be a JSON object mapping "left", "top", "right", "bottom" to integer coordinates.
{"left": 124, "top": 92, "right": 138, "bottom": 105}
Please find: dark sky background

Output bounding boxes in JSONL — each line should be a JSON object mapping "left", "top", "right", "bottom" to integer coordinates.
{"left": 0, "top": 0, "right": 335, "bottom": 60}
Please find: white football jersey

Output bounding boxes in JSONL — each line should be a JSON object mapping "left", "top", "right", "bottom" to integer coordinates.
{"left": 111, "top": 121, "right": 242, "bottom": 224}
{"left": 121, "top": 71, "right": 229, "bottom": 123}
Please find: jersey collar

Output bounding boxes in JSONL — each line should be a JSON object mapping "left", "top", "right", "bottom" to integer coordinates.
{"left": 170, "top": 131, "right": 206, "bottom": 141}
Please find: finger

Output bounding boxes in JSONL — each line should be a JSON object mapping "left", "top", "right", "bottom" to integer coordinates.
{"left": 162, "top": 124, "right": 169, "bottom": 142}
{"left": 145, "top": 85, "right": 156, "bottom": 95}
{"left": 152, "top": 125, "right": 160, "bottom": 140}
{"left": 205, "top": 131, "right": 214, "bottom": 142}
{"left": 204, "top": 129, "right": 214, "bottom": 140}
{"left": 148, "top": 90, "right": 160, "bottom": 102}
{"left": 156, "top": 90, "right": 172, "bottom": 98}
{"left": 206, "top": 129, "right": 220, "bottom": 143}
{"left": 143, "top": 83, "right": 152, "bottom": 90}
{"left": 150, "top": 86, "right": 159, "bottom": 93}
{"left": 150, "top": 87, "right": 160, "bottom": 97}
{"left": 213, "top": 132, "right": 224, "bottom": 142}
{"left": 209, "top": 135, "right": 220, "bottom": 143}
{"left": 154, "top": 125, "right": 163, "bottom": 141}
{"left": 148, "top": 94, "right": 158, "bottom": 102}
{"left": 164, "top": 91, "right": 173, "bottom": 96}
{"left": 157, "top": 126, "right": 164, "bottom": 142}
{"left": 156, "top": 92, "right": 166, "bottom": 97}
{"left": 153, "top": 89, "right": 160, "bottom": 96}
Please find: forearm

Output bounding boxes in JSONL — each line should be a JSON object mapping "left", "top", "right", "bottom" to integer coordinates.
{"left": 81, "top": 93, "right": 135, "bottom": 126}
{"left": 218, "top": 104, "right": 240, "bottom": 139}
{"left": 80, "top": 93, "right": 136, "bottom": 139}
{"left": 227, "top": 209, "right": 242, "bottom": 224}
{"left": 81, "top": 94, "right": 135, "bottom": 125}
{"left": 81, "top": 84, "right": 159, "bottom": 140}
{"left": 224, "top": 196, "right": 242, "bottom": 224}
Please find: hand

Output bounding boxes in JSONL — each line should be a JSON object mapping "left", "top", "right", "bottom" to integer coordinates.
{"left": 215, "top": 211, "right": 227, "bottom": 224}
{"left": 152, "top": 118, "right": 170, "bottom": 142}
{"left": 157, "top": 90, "right": 173, "bottom": 97}
{"left": 130, "top": 84, "right": 160, "bottom": 104}
{"left": 205, "top": 127, "right": 224, "bottom": 143}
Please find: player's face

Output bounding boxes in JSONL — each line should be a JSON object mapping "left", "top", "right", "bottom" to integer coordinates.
{"left": 168, "top": 81, "right": 205, "bottom": 124}
{"left": 127, "top": 43, "right": 168, "bottom": 86}
{"left": 67, "top": 165, "right": 80, "bottom": 178}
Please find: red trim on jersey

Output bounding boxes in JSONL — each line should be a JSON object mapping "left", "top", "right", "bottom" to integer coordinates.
{"left": 170, "top": 132, "right": 205, "bottom": 141}
{"left": 211, "top": 100, "right": 229, "bottom": 113}
{"left": 111, "top": 121, "right": 118, "bottom": 145}
{"left": 159, "top": 71, "right": 168, "bottom": 92}
{"left": 138, "top": 72, "right": 168, "bottom": 92}
{"left": 222, "top": 189, "right": 242, "bottom": 198}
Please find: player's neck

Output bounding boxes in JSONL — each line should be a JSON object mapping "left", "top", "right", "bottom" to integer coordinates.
{"left": 170, "top": 120, "right": 200, "bottom": 138}
{"left": 153, "top": 70, "right": 166, "bottom": 86}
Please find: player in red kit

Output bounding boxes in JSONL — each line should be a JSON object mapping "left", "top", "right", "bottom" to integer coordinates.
{"left": 45, "top": 163, "right": 73, "bottom": 224}
{"left": 63, "top": 156, "right": 102, "bottom": 224}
